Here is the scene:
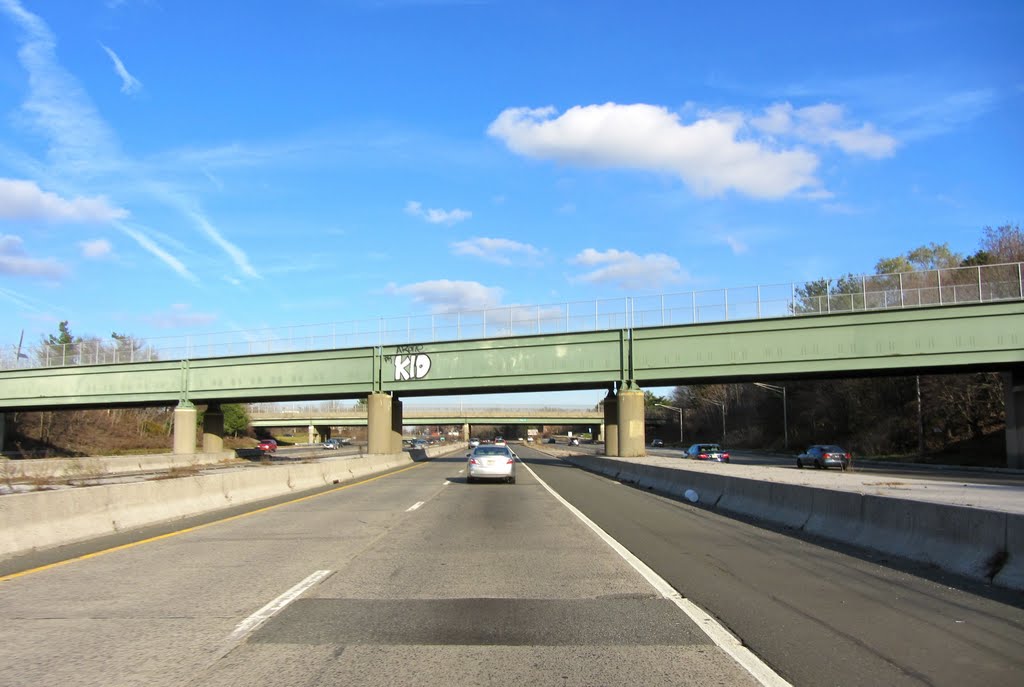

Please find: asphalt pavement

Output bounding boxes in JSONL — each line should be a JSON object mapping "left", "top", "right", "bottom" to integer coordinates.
{"left": 1, "top": 445, "right": 1021, "bottom": 686}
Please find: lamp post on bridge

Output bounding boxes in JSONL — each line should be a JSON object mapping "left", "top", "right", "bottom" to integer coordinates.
{"left": 753, "top": 382, "right": 788, "bottom": 450}
{"left": 654, "top": 403, "right": 684, "bottom": 444}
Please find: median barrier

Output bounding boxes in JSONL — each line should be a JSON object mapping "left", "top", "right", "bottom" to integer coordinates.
{"left": 557, "top": 454, "right": 1021, "bottom": 591}
{"left": 0, "top": 451, "right": 238, "bottom": 481}
{"left": 853, "top": 495, "right": 1008, "bottom": 581}
{"left": 0, "top": 451, "right": 416, "bottom": 559}
{"left": 804, "top": 488, "right": 864, "bottom": 542}
{"left": 993, "top": 513, "right": 1024, "bottom": 590}
{"left": 718, "top": 479, "right": 813, "bottom": 530}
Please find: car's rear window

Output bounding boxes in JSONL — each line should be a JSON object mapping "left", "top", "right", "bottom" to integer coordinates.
{"left": 699, "top": 444, "right": 721, "bottom": 451}
{"left": 474, "top": 446, "right": 509, "bottom": 455}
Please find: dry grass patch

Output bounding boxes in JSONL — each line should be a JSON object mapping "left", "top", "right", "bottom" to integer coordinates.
{"left": 149, "top": 465, "right": 202, "bottom": 481}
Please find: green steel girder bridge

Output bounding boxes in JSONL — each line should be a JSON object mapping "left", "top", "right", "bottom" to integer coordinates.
{"left": 1, "top": 300, "right": 1022, "bottom": 465}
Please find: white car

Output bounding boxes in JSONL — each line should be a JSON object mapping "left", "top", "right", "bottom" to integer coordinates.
{"left": 469, "top": 438, "right": 481, "bottom": 448}
{"left": 466, "top": 445, "right": 517, "bottom": 484}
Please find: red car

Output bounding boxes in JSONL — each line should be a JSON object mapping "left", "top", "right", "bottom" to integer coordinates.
{"left": 257, "top": 439, "right": 278, "bottom": 452}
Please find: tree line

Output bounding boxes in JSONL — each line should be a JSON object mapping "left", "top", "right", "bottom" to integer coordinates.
{"left": 648, "top": 224, "right": 1022, "bottom": 464}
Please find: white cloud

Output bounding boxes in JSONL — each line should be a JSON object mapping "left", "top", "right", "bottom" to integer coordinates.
{"left": 0, "top": 178, "right": 128, "bottom": 222}
{"left": 720, "top": 235, "right": 748, "bottom": 255}
{"left": 79, "top": 238, "right": 112, "bottom": 258}
{"left": 488, "top": 103, "right": 823, "bottom": 200}
{"left": 143, "top": 303, "right": 218, "bottom": 329}
{"left": 100, "top": 43, "right": 142, "bottom": 95}
{"left": 405, "top": 200, "right": 472, "bottom": 225}
{"left": 751, "top": 102, "right": 897, "bottom": 158}
{"left": 0, "top": 234, "right": 68, "bottom": 278}
{"left": 451, "top": 237, "right": 540, "bottom": 265}
{"left": 388, "top": 279, "right": 503, "bottom": 313}
{"left": 570, "top": 248, "right": 684, "bottom": 290}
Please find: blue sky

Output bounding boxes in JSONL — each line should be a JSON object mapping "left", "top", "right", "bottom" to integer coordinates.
{"left": 0, "top": 0, "right": 1021, "bottom": 406}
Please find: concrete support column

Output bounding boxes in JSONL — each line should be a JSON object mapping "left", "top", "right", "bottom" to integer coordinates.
{"left": 173, "top": 402, "right": 197, "bottom": 455}
{"left": 391, "top": 398, "right": 404, "bottom": 454}
{"left": 367, "top": 392, "right": 393, "bottom": 455}
{"left": 1006, "top": 369, "right": 1024, "bottom": 469}
{"left": 618, "top": 388, "right": 646, "bottom": 457}
{"left": 603, "top": 391, "right": 619, "bottom": 457}
{"left": 202, "top": 403, "right": 224, "bottom": 454}
{"left": 308, "top": 424, "right": 315, "bottom": 445}
{"left": 597, "top": 423, "right": 604, "bottom": 443}
{"left": 463, "top": 422, "right": 470, "bottom": 441}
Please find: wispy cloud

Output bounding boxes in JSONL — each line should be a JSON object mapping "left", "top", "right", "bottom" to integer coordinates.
{"left": 79, "top": 238, "right": 112, "bottom": 258}
{"left": 405, "top": 200, "right": 472, "bottom": 225}
{"left": 451, "top": 237, "right": 540, "bottom": 265}
{"left": 112, "top": 220, "right": 197, "bottom": 283}
{"left": 0, "top": 0, "right": 256, "bottom": 284}
{"left": 387, "top": 279, "right": 503, "bottom": 312}
{"left": 719, "top": 235, "right": 748, "bottom": 255}
{"left": 890, "top": 89, "right": 998, "bottom": 141}
{"left": 142, "top": 303, "right": 218, "bottom": 329}
{"left": 0, "top": 178, "right": 127, "bottom": 221}
{"left": 100, "top": 43, "right": 142, "bottom": 94}
{"left": 751, "top": 102, "right": 897, "bottom": 158}
{"left": 570, "top": 248, "right": 684, "bottom": 290}
{"left": 0, "top": 234, "right": 68, "bottom": 278}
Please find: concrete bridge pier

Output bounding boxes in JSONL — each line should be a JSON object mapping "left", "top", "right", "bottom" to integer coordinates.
{"left": 367, "top": 392, "right": 393, "bottom": 455}
{"left": 617, "top": 388, "right": 646, "bottom": 457}
{"left": 1007, "top": 368, "right": 1024, "bottom": 469}
{"left": 391, "top": 398, "right": 404, "bottom": 453}
{"left": 173, "top": 402, "right": 197, "bottom": 454}
{"left": 603, "top": 391, "right": 618, "bottom": 457}
{"left": 307, "top": 424, "right": 315, "bottom": 445}
{"left": 202, "top": 403, "right": 224, "bottom": 454}
{"left": 313, "top": 425, "right": 331, "bottom": 443}
{"left": 462, "top": 422, "right": 470, "bottom": 441}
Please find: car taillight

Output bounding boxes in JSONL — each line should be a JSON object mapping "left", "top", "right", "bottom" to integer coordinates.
{"left": 722, "top": 453, "right": 730, "bottom": 459}
{"left": 506, "top": 457, "right": 514, "bottom": 464}
{"left": 469, "top": 458, "right": 478, "bottom": 464}
{"left": 846, "top": 453, "right": 851, "bottom": 460}
{"left": 699, "top": 453, "right": 707, "bottom": 459}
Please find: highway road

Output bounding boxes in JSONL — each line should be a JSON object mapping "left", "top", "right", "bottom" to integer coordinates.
{"left": 1, "top": 446, "right": 1021, "bottom": 686}
{"left": 633, "top": 446, "right": 1024, "bottom": 486}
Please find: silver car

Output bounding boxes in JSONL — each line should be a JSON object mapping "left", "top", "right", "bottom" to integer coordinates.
{"left": 466, "top": 445, "right": 517, "bottom": 484}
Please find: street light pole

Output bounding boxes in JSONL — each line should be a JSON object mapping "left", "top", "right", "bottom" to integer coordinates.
{"left": 691, "top": 397, "right": 726, "bottom": 444}
{"left": 654, "top": 403, "right": 683, "bottom": 444}
{"left": 753, "top": 382, "right": 788, "bottom": 450}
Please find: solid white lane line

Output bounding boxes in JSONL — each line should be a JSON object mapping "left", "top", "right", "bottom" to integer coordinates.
{"left": 518, "top": 460, "right": 791, "bottom": 687}
{"left": 406, "top": 501, "right": 425, "bottom": 512}
{"left": 228, "top": 570, "right": 332, "bottom": 643}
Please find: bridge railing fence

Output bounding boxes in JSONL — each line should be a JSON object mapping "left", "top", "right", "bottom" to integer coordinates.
{"left": 3, "top": 262, "right": 1021, "bottom": 370}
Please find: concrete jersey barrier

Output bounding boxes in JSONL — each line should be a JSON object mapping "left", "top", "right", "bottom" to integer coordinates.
{"left": 557, "top": 453, "right": 1023, "bottom": 591}
{"left": 0, "top": 444, "right": 463, "bottom": 559}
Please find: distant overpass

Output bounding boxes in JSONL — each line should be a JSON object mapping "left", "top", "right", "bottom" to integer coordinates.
{"left": 250, "top": 407, "right": 604, "bottom": 427}
{"left": 249, "top": 407, "right": 609, "bottom": 443}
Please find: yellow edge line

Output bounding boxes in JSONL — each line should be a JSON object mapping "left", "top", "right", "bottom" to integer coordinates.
{"left": 0, "top": 461, "right": 425, "bottom": 584}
